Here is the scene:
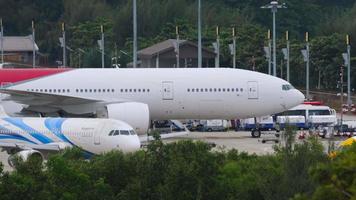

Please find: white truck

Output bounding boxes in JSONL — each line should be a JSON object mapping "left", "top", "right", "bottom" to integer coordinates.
{"left": 200, "top": 120, "right": 229, "bottom": 132}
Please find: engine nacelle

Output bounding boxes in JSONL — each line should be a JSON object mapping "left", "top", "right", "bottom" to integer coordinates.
{"left": 8, "top": 150, "right": 44, "bottom": 167}
{"left": 105, "top": 102, "right": 150, "bottom": 135}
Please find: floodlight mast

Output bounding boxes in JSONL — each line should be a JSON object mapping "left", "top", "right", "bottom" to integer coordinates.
{"left": 261, "top": 1, "right": 286, "bottom": 77}
{"left": 133, "top": 0, "right": 137, "bottom": 68}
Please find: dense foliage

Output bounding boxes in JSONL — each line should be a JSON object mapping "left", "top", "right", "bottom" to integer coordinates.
{"left": 0, "top": 0, "right": 356, "bottom": 89}
{"left": 1, "top": 128, "right": 356, "bottom": 200}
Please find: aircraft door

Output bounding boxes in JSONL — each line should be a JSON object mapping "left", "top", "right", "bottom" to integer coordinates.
{"left": 162, "top": 81, "right": 174, "bottom": 100}
{"left": 94, "top": 133, "right": 100, "bottom": 145}
{"left": 247, "top": 81, "right": 258, "bottom": 99}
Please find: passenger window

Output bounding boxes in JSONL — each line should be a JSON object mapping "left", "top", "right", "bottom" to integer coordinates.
{"left": 209, "top": 88, "right": 212, "bottom": 92}
{"left": 187, "top": 89, "right": 190, "bottom": 92}
{"left": 214, "top": 88, "right": 217, "bottom": 92}
{"left": 134, "top": 89, "right": 136, "bottom": 92}
{"left": 67, "top": 89, "right": 70, "bottom": 92}
{"left": 112, "top": 89, "right": 115, "bottom": 92}
{"left": 120, "top": 89, "right": 123, "bottom": 92}
{"left": 138, "top": 89, "right": 141, "bottom": 92}
{"left": 120, "top": 130, "right": 130, "bottom": 135}
{"left": 232, "top": 88, "right": 234, "bottom": 92}
{"left": 200, "top": 88, "right": 203, "bottom": 92}
{"left": 227, "top": 88, "right": 230, "bottom": 92}
{"left": 240, "top": 88, "right": 243, "bottom": 92}
{"left": 94, "top": 89, "right": 96, "bottom": 92}
{"left": 143, "top": 89, "right": 145, "bottom": 92}
{"left": 205, "top": 88, "right": 208, "bottom": 92}
{"left": 98, "top": 89, "right": 101, "bottom": 92}
{"left": 223, "top": 88, "right": 226, "bottom": 92}
{"left": 129, "top": 89, "right": 132, "bottom": 92}
{"left": 62, "top": 89, "right": 65, "bottom": 93}
{"left": 192, "top": 89, "right": 195, "bottom": 92}
{"left": 218, "top": 88, "right": 221, "bottom": 92}
{"left": 147, "top": 89, "right": 150, "bottom": 92}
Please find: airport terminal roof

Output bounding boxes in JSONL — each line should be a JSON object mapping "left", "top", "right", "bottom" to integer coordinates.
{"left": 138, "top": 39, "right": 215, "bottom": 58}
{"left": 1, "top": 36, "right": 39, "bottom": 52}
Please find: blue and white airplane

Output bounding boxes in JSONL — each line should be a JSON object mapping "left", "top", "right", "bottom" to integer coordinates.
{"left": 0, "top": 109, "right": 140, "bottom": 166}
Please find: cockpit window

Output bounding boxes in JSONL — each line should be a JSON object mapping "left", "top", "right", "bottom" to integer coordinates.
{"left": 120, "top": 130, "right": 130, "bottom": 135}
{"left": 109, "top": 130, "right": 115, "bottom": 136}
{"left": 129, "top": 130, "right": 136, "bottom": 135}
{"left": 282, "top": 84, "right": 295, "bottom": 91}
{"left": 114, "top": 130, "right": 120, "bottom": 136}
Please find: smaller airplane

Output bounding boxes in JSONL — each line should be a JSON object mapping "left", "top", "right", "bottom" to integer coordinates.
{"left": 0, "top": 107, "right": 140, "bottom": 167}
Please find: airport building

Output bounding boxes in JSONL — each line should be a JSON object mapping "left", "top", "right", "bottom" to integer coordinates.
{"left": 130, "top": 39, "right": 216, "bottom": 68}
{"left": 1, "top": 35, "right": 47, "bottom": 67}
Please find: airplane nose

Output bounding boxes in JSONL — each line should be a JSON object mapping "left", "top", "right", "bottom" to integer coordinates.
{"left": 296, "top": 90, "right": 305, "bottom": 104}
{"left": 127, "top": 135, "right": 141, "bottom": 152}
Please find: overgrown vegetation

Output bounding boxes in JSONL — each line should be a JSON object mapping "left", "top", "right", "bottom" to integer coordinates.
{"left": 0, "top": 0, "right": 356, "bottom": 90}
{"left": 0, "top": 128, "right": 355, "bottom": 199}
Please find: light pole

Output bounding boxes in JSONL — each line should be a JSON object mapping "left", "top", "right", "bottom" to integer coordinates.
{"left": 232, "top": 27, "right": 236, "bottom": 68}
{"left": 175, "top": 26, "right": 180, "bottom": 68}
{"left": 32, "top": 20, "right": 36, "bottom": 68}
{"left": 261, "top": 1, "right": 286, "bottom": 76}
{"left": 133, "top": 0, "right": 137, "bottom": 68}
{"left": 229, "top": 27, "right": 237, "bottom": 68}
{"left": 263, "top": 30, "right": 272, "bottom": 75}
{"left": 301, "top": 32, "right": 310, "bottom": 100}
{"left": 197, "top": 0, "right": 202, "bottom": 68}
{"left": 0, "top": 18, "right": 3, "bottom": 64}
{"left": 286, "top": 31, "right": 290, "bottom": 82}
{"left": 100, "top": 25, "right": 105, "bottom": 68}
{"left": 62, "top": 23, "right": 66, "bottom": 67}
{"left": 214, "top": 26, "right": 220, "bottom": 68}
{"left": 347, "top": 35, "right": 352, "bottom": 106}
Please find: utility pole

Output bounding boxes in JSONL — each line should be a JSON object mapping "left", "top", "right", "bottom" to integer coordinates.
{"left": 197, "top": 0, "right": 202, "bottom": 68}
{"left": 62, "top": 22, "right": 66, "bottom": 67}
{"left": 0, "top": 18, "right": 3, "bottom": 64}
{"left": 133, "top": 0, "right": 137, "bottom": 68}
{"left": 32, "top": 20, "right": 36, "bottom": 68}
{"left": 101, "top": 25, "right": 105, "bottom": 68}
{"left": 175, "top": 26, "right": 180, "bottom": 68}
{"left": 286, "top": 31, "right": 290, "bottom": 82}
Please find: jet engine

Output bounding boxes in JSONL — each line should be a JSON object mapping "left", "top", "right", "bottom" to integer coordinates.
{"left": 102, "top": 102, "right": 150, "bottom": 135}
{"left": 8, "top": 149, "right": 44, "bottom": 167}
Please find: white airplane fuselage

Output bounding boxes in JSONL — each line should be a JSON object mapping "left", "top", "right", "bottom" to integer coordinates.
{"left": 0, "top": 117, "right": 140, "bottom": 154}
{"left": 2, "top": 68, "right": 304, "bottom": 120}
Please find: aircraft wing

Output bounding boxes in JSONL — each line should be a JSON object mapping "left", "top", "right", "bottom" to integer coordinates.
{"left": 139, "top": 131, "right": 190, "bottom": 143}
{"left": 0, "top": 89, "right": 102, "bottom": 106}
{"left": 0, "top": 142, "right": 63, "bottom": 152}
{"left": 0, "top": 89, "right": 127, "bottom": 114}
